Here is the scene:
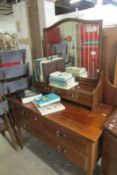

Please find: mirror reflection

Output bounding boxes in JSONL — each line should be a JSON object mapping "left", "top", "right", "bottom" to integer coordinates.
{"left": 44, "top": 20, "right": 101, "bottom": 79}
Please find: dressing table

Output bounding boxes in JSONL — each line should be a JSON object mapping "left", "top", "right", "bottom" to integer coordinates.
{"left": 9, "top": 18, "right": 116, "bottom": 175}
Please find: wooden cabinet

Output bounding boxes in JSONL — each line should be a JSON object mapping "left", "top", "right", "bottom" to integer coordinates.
{"left": 9, "top": 98, "right": 114, "bottom": 175}
{"left": 36, "top": 76, "right": 103, "bottom": 111}
{"left": 101, "top": 109, "right": 117, "bottom": 175}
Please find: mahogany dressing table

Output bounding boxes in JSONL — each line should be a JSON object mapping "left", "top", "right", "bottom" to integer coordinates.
{"left": 9, "top": 18, "right": 116, "bottom": 175}
{"left": 9, "top": 98, "right": 114, "bottom": 175}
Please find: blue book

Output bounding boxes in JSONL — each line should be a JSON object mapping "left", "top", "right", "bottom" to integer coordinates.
{"left": 33, "top": 93, "right": 60, "bottom": 107}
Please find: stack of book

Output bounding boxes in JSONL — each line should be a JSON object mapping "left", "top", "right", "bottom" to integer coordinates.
{"left": 66, "top": 67, "right": 88, "bottom": 78}
{"left": 49, "top": 71, "right": 78, "bottom": 90}
{"left": 33, "top": 55, "right": 65, "bottom": 83}
{"left": 16, "top": 88, "right": 42, "bottom": 104}
{"left": 33, "top": 93, "right": 65, "bottom": 115}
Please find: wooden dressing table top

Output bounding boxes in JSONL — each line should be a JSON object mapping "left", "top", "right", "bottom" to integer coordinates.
{"left": 23, "top": 100, "right": 114, "bottom": 142}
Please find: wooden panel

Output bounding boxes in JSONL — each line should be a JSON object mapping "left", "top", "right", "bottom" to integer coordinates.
{"left": 103, "top": 27, "right": 117, "bottom": 82}
{"left": 114, "top": 57, "right": 117, "bottom": 86}
{"left": 42, "top": 117, "right": 89, "bottom": 155}
{"left": 102, "top": 153, "right": 117, "bottom": 175}
{"left": 28, "top": 126, "right": 88, "bottom": 172}
{"left": 103, "top": 132, "right": 117, "bottom": 161}
{"left": 11, "top": 102, "right": 41, "bottom": 130}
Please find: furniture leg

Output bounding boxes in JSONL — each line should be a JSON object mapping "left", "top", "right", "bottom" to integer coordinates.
{"left": 2, "top": 132, "right": 5, "bottom": 136}
{"left": 86, "top": 141, "right": 99, "bottom": 175}
{"left": 4, "top": 111, "right": 18, "bottom": 150}
{"left": 15, "top": 126, "right": 24, "bottom": 148}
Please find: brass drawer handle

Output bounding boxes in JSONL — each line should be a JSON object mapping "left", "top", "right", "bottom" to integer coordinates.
{"left": 56, "top": 145, "right": 61, "bottom": 152}
{"left": 62, "top": 133, "right": 67, "bottom": 138}
{"left": 56, "top": 145, "right": 67, "bottom": 154}
{"left": 63, "top": 149, "right": 67, "bottom": 154}
{"left": 56, "top": 130, "right": 66, "bottom": 138}
{"left": 56, "top": 130, "right": 61, "bottom": 137}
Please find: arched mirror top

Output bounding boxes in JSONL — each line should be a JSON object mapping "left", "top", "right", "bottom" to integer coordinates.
{"left": 43, "top": 18, "right": 103, "bottom": 80}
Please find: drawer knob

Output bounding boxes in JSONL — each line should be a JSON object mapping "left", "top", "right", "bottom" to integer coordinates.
{"left": 34, "top": 118, "right": 37, "bottom": 121}
{"left": 63, "top": 149, "right": 67, "bottom": 154}
{"left": 63, "top": 133, "right": 66, "bottom": 138}
{"left": 56, "top": 145, "right": 61, "bottom": 152}
{"left": 56, "top": 130, "right": 66, "bottom": 138}
{"left": 56, "top": 130, "right": 61, "bottom": 137}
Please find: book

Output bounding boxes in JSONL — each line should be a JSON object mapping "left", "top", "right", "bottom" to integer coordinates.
{"left": 33, "top": 57, "right": 65, "bottom": 83}
{"left": 49, "top": 77, "right": 75, "bottom": 87}
{"left": 49, "top": 82, "right": 79, "bottom": 90}
{"left": 17, "top": 88, "right": 42, "bottom": 104}
{"left": 33, "top": 102, "right": 65, "bottom": 115}
{"left": 33, "top": 93, "right": 61, "bottom": 107}
{"left": 50, "top": 71, "right": 72, "bottom": 81}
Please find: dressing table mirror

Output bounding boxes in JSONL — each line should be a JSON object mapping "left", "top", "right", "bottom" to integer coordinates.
{"left": 43, "top": 18, "right": 102, "bottom": 80}
{"left": 36, "top": 18, "right": 103, "bottom": 110}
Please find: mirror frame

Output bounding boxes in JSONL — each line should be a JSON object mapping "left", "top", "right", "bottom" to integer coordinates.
{"left": 43, "top": 18, "right": 103, "bottom": 79}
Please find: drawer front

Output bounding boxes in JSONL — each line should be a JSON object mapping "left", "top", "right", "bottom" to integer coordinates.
{"left": 55, "top": 141, "right": 88, "bottom": 171}
{"left": 42, "top": 118, "right": 88, "bottom": 155}
{"left": 29, "top": 127, "right": 87, "bottom": 171}
{"left": 103, "top": 131, "right": 117, "bottom": 161}
{"left": 11, "top": 102, "right": 41, "bottom": 130}
{"left": 12, "top": 104, "right": 30, "bottom": 127}
{"left": 36, "top": 83, "right": 92, "bottom": 107}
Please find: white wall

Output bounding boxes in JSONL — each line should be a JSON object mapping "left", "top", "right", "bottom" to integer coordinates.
{"left": 13, "top": 1, "right": 32, "bottom": 74}
{"left": 0, "top": 15, "right": 16, "bottom": 33}
{"left": 43, "top": 1, "right": 117, "bottom": 27}
{"left": 44, "top": 1, "right": 56, "bottom": 27}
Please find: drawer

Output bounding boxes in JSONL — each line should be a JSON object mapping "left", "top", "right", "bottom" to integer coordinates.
{"left": 12, "top": 103, "right": 41, "bottom": 130}
{"left": 103, "top": 131, "right": 117, "bottom": 161}
{"left": 12, "top": 104, "right": 30, "bottom": 126}
{"left": 29, "top": 127, "right": 87, "bottom": 171}
{"left": 42, "top": 118, "right": 89, "bottom": 155}
{"left": 36, "top": 83, "right": 92, "bottom": 107}
{"left": 55, "top": 141, "right": 88, "bottom": 171}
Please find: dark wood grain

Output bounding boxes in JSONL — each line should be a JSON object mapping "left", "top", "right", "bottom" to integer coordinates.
{"left": 9, "top": 97, "right": 114, "bottom": 175}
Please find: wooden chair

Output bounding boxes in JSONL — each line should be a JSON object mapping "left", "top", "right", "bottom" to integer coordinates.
{"left": 0, "top": 49, "right": 29, "bottom": 149}
{"left": 0, "top": 96, "right": 18, "bottom": 150}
